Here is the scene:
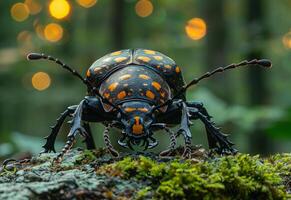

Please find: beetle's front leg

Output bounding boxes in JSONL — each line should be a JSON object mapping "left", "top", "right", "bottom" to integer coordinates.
{"left": 176, "top": 101, "right": 193, "bottom": 158}
{"left": 54, "top": 100, "right": 87, "bottom": 162}
{"left": 42, "top": 105, "right": 77, "bottom": 153}
{"left": 187, "top": 102, "right": 237, "bottom": 154}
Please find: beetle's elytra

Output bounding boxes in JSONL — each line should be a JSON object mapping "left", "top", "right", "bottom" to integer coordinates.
{"left": 27, "top": 49, "right": 272, "bottom": 161}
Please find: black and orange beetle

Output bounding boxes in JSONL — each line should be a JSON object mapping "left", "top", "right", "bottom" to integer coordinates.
{"left": 27, "top": 49, "right": 272, "bottom": 160}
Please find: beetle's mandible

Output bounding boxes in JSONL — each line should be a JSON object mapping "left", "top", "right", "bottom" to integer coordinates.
{"left": 27, "top": 49, "right": 272, "bottom": 161}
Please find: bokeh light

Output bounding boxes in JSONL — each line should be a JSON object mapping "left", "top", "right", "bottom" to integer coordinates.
{"left": 49, "top": 0, "right": 71, "bottom": 19}
{"left": 135, "top": 0, "right": 153, "bottom": 18}
{"left": 44, "top": 23, "right": 63, "bottom": 42}
{"left": 76, "top": 0, "right": 97, "bottom": 8}
{"left": 17, "top": 31, "right": 32, "bottom": 43}
{"left": 185, "top": 18, "right": 207, "bottom": 40}
{"left": 31, "top": 72, "right": 51, "bottom": 91}
{"left": 282, "top": 32, "right": 291, "bottom": 49}
{"left": 10, "top": 3, "right": 30, "bottom": 22}
{"left": 25, "top": 0, "right": 42, "bottom": 15}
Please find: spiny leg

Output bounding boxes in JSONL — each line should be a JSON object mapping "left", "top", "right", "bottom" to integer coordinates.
{"left": 160, "top": 127, "right": 177, "bottom": 157}
{"left": 54, "top": 100, "right": 87, "bottom": 163}
{"left": 82, "top": 122, "right": 96, "bottom": 150}
{"left": 103, "top": 124, "right": 119, "bottom": 157}
{"left": 186, "top": 102, "right": 218, "bottom": 149}
{"left": 191, "top": 109, "right": 237, "bottom": 154}
{"left": 42, "top": 105, "right": 77, "bottom": 153}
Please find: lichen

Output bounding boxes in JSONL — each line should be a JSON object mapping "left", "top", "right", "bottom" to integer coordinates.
{"left": 0, "top": 148, "right": 290, "bottom": 200}
{"left": 97, "top": 153, "right": 291, "bottom": 200}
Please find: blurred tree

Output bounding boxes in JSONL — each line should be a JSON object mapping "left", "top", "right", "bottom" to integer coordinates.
{"left": 245, "top": 0, "right": 273, "bottom": 154}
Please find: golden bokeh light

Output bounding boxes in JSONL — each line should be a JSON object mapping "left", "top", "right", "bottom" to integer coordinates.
{"left": 282, "top": 32, "right": 291, "bottom": 49}
{"left": 44, "top": 23, "right": 63, "bottom": 42}
{"left": 25, "top": 0, "right": 42, "bottom": 15}
{"left": 10, "top": 3, "right": 30, "bottom": 22}
{"left": 76, "top": 0, "right": 97, "bottom": 8}
{"left": 31, "top": 72, "right": 51, "bottom": 91}
{"left": 49, "top": 0, "right": 71, "bottom": 19}
{"left": 185, "top": 18, "right": 207, "bottom": 40}
{"left": 135, "top": 0, "right": 153, "bottom": 18}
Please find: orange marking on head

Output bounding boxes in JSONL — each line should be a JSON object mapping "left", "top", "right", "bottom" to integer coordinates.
{"left": 152, "top": 81, "right": 161, "bottom": 91}
{"left": 114, "top": 57, "right": 127, "bottom": 62}
{"left": 108, "top": 82, "right": 119, "bottom": 92}
{"left": 146, "top": 90, "right": 155, "bottom": 99}
{"left": 119, "top": 74, "right": 132, "bottom": 80}
{"left": 132, "top": 116, "right": 143, "bottom": 134}
{"left": 124, "top": 107, "right": 136, "bottom": 112}
{"left": 139, "top": 74, "right": 150, "bottom": 80}
{"left": 137, "top": 56, "right": 151, "bottom": 62}
{"left": 160, "top": 91, "right": 165, "bottom": 98}
{"left": 86, "top": 70, "right": 91, "bottom": 77}
{"left": 111, "top": 51, "right": 122, "bottom": 56}
{"left": 144, "top": 50, "right": 156, "bottom": 55}
{"left": 138, "top": 108, "right": 149, "bottom": 112}
{"left": 175, "top": 66, "right": 181, "bottom": 73}
{"left": 117, "top": 91, "right": 127, "bottom": 99}
{"left": 156, "top": 65, "right": 161, "bottom": 69}
{"left": 165, "top": 65, "right": 172, "bottom": 69}
{"left": 153, "top": 56, "right": 163, "bottom": 61}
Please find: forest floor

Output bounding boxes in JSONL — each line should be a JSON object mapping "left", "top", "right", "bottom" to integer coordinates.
{"left": 0, "top": 146, "right": 290, "bottom": 200}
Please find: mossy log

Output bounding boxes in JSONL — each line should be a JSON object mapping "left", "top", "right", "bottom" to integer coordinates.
{"left": 0, "top": 147, "right": 290, "bottom": 200}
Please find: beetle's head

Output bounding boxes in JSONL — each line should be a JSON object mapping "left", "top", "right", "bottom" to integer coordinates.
{"left": 116, "top": 101, "right": 157, "bottom": 149}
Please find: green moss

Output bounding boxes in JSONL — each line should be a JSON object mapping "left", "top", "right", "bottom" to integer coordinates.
{"left": 97, "top": 154, "right": 291, "bottom": 200}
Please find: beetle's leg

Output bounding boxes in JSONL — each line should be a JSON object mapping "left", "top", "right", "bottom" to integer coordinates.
{"left": 41, "top": 105, "right": 77, "bottom": 153}
{"left": 103, "top": 123, "right": 119, "bottom": 157}
{"left": 53, "top": 100, "right": 87, "bottom": 163}
{"left": 177, "top": 101, "right": 193, "bottom": 159}
{"left": 188, "top": 106, "right": 237, "bottom": 154}
{"left": 82, "top": 122, "right": 96, "bottom": 150}
{"left": 54, "top": 136, "right": 75, "bottom": 163}
{"left": 186, "top": 102, "right": 217, "bottom": 149}
{"left": 159, "top": 126, "right": 177, "bottom": 157}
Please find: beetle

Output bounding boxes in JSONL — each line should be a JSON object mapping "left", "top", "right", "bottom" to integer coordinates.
{"left": 27, "top": 49, "right": 271, "bottom": 161}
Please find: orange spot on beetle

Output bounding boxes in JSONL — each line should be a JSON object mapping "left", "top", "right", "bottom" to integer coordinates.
{"left": 124, "top": 107, "right": 136, "bottom": 112}
{"left": 144, "top": 50, "right": 156, "bottom": 55}
{"left": 137, "top": 56, "right": 151, "bottom": 62}
{"left": 117, "top": 91, "right": 127, "bottom": 99}
{"left": 165, "top": 65, "right": 172, "bottom": 69}
{"left": 111, "top": 51, "right": 122, "bottom": 56}
{"left": 114, "top": 57, "right": 127, "bottom": 62}
{"left": 86, "top": 70, "right": 91, "bottom": 77}
{"left": 108, "top": 82, "right": 119, "bottom": 92}
{"left": 104, "top": 92, "right": 110, "bottom": 98}
{"left": 152, "top": 81, "right": 161, "bottom": 91}
{"left": 153, "top": 56, "right": 163, "bottom": 61}
{"left": 146, "top": 90, "right": 155, "bottom": 99}
{"left": 132, "top": 116, "right": 143, "bottom": 134}
{"left": 175, "top": 66, "right": 181, "bottom": 73}
{"left": 139, "top": 74, "right": 150, "bottom": 80}
{"left": 119, "top": 74, "right": 132, "bottom": 80}
{"left": 138, "top": 108, "right": 149, "bottom": 112}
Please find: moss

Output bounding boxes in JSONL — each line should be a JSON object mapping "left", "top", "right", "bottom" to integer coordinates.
{"left": 97, "top": 153, "right": 291, "bottom": 200}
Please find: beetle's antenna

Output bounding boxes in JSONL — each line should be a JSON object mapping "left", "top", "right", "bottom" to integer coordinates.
{"left": 27, "top": 53, "right": 122, "bottom": 111}
{"left": 27, "top": 53, "right": 88, "bottom": 86}
{"left": 153, "top": 59, "right": 272, "bottom": 111}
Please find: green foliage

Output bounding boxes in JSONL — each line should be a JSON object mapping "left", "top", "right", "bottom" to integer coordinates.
{"left": 97, "top": 154, "right": 291, "bottom": 200}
